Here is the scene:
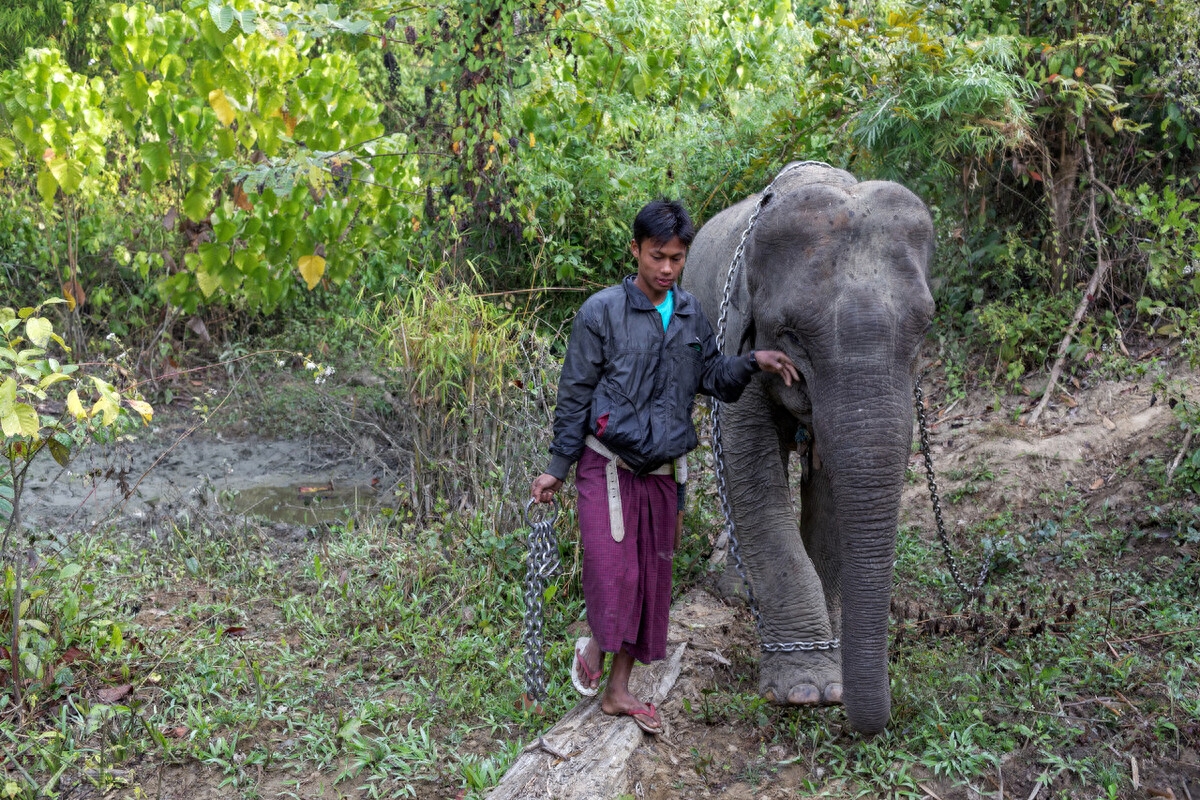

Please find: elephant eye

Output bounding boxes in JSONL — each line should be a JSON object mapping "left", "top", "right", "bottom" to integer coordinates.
{"left": 782, "top": 329, "right": 809, "bottom": 360}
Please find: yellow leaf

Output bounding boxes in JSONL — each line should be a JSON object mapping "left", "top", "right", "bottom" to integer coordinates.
{"left": 90, "top": 396, "right": 119, "bottom": 426}
{"left": 67, "top": 389, "right": 85, "bottom": 419}
{"left": 528, "top": 132, "right": 536, "bottom": 148}
{"left": 25, "top": 316, "right": 53, "bottom": 348}
{"left": 2, "top": 402, "right": 39, "bottom": 438}
{"left": 208, "top": 89, "right": 237, "bottom": 127}
{"left": 298, "top": 254, "right": 326, "bottom": 291}
{"left": 38, "top": 372, "right": 72, "bottom": 390}
{"left": 126, "top": 398, "right": 153, "bottom": 424}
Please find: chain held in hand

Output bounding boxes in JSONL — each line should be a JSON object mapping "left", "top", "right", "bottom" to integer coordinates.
{"left": 521, "top": 498, "right": 561, "bottom": 702}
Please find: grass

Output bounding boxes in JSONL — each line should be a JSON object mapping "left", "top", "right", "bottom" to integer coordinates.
{"left": 667, "top": 476, "right": 1199, "bottom": 799}
{"left": 5, "top": 476, "right": 1198, "bottom": 799}
{"left": 0, "top": 505, "right": 591, "bottom": 798}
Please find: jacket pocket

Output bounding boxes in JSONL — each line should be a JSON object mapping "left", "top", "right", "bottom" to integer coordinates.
{"left": 591, "top": 388, "right": 647, "bottom": 454}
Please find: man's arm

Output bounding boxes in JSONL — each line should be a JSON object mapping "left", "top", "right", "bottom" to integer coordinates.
{"left": 531, "top": 302, "right": 606, "bottom": 501}
{"left": 695, "top": 315, "right": 798, "bottom": 401}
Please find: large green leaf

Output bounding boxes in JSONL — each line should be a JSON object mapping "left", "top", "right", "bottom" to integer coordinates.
{"left": 208, "top": 0, "right": 236, "bottom": 33}
{"left": 237, "top": 9, "right": 258, "bottom": 33}
{"left": 37, "top": 167, "right": 58, "bottom": 205}
{"left": 46, "top": 156, "right": 85, "bottom": 196}
{"left": 182, "top": 184, "right": 211, "bottom": 222}
{"left": 139, "top": 141, "right": 171, "bottom": 183}
{"left": 1, "top": 402, "right": 39, "bottom": 439}
{"left": 0, "top": 136, "right": 16, "bottom": 168}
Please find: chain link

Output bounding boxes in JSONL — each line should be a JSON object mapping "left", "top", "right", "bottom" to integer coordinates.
{"left": 521, "top": 498, "right": 561, "bottom": 702}
{"left": 913, "top": 372, "right": 990, "bottom": 601}
{"left": 712, "top": 161, "right": 840, "bottom": 654}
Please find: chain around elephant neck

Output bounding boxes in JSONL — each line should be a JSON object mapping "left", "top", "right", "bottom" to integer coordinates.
{"left": 711, "top": 161, "right": 840, "bottom": 654}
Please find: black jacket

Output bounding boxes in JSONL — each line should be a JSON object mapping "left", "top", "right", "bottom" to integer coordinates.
{"left": 546, "top": 276, "right": 757, "bottom": 479}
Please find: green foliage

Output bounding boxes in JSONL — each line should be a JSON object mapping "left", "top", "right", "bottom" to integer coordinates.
{"left": 510, "top": 0, "right": 813, "bottom": 286}
{"left": 0, "top": 0, "right": 108, "bottom": 73}
{"left": 974, "top": 291, "right": 1075, "bottom": 383}
{"left": 103, "top": 0, "right": 412, "bottom": 312}
{"left": 0, "top": 47, "right": 109, "bottom": 206}
{"left": 367, "top": 271, "right": 559, "bottom": 519}
{"left": 0, "top": 300, "right": 150, "bottom": 493}
{"left": 803, "top": 3, "right": 1035, "bottom": 180}
{"left": 1, "top": 299, "right": 151, "bottom": 735}
{"left": 1122, "top": 181, "right": 1200, "bottom": 368}
{"left": 0, "top": 1, "right": 419, "bottom": 318}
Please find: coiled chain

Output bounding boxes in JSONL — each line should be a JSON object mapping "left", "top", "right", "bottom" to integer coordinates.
{"left": 521, "top": 498, "right": 561, "bottom": 701}
{"left": 711, "top": 161, "right": 840, "bottom": 654}
{"left": 913, "top": 372, "right": 990, "bottom": 600}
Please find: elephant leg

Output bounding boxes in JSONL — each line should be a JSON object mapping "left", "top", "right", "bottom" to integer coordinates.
{"left": 719, "top": 381, "right": 840, "bottom": 706}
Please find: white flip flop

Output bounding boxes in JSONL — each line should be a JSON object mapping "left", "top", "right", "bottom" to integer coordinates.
{"left": 569, "top": 636, "right": 601, "bottom": 696}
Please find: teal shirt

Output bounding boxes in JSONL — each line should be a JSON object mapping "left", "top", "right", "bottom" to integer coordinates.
{"left": 654, "top": 289, "right": 674, "bottom": 331}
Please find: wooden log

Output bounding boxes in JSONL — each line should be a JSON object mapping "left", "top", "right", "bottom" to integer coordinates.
{"left": 487, "top": 642, "right": 687, "bottom": 800}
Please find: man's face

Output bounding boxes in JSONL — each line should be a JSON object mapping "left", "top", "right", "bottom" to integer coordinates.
{"left": 631, "top": 236, "right": 687, "bottom": 305}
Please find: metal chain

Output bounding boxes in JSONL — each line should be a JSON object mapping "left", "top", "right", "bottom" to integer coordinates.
{"left": 913, "top": 372, "right": 990, "bottom": 601}
{"left": 711, "top": 161, "right": 840, "bottom": 654}
{"left": 521, "top": 498, "right": 561, "bottom": 702}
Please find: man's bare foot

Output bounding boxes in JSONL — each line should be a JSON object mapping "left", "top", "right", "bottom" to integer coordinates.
{"left": 601, "top": 686, "right": 662, "bottom": 734}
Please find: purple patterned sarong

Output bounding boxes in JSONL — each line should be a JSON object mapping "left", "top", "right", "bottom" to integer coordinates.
{"left": 575, "top": 447, "right": 677, "bottom": 664}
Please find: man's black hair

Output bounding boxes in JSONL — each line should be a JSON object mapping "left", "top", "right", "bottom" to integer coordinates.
{"left": 632, "top": 199, "right": 696, "bottom": 246}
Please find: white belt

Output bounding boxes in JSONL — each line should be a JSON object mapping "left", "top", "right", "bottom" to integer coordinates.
{"left": 584, "top": 436, "right": 686, "bottom": 542}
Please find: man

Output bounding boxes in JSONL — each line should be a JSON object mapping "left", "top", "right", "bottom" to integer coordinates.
{"left": 530, "top": 199, "right": 797, "bottom": 734}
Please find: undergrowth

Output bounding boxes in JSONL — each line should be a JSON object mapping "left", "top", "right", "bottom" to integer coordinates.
{"left": 0, "top": 508, "right": 589, "bottom": 798}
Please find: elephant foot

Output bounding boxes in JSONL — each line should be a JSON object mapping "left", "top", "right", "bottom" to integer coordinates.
{"left": 760, "top": 648, "right": 843, "bottom": 707}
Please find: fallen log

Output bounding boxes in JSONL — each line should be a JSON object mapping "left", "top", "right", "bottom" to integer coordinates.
{"left": 487, "top": 642, "right": 687, "bottom": 800}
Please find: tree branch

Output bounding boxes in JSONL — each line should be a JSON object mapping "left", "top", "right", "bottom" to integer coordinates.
{"left": 1027, "top": 133, "right": 1110, "bottom": 427}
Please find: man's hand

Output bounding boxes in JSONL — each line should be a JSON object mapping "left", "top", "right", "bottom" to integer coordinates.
{"left": 531, "top": 473, "right": 563, "bottom": 504}
{"left": 754, "top": 350, "right": 800, "bottom": 386}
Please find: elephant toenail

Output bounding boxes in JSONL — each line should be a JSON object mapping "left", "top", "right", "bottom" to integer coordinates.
{"left": 822, "top": 683, "right": 843, "bottom": 705}
{"left": 787, "top": 685, "right": 821, "bottom": 705}
{"left": 763, "top": 689, "right": 778, "bottom": 703}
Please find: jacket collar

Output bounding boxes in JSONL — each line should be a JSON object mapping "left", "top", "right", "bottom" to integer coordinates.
{"left": 622, "top": 274, "right": 696, "bottom": 315}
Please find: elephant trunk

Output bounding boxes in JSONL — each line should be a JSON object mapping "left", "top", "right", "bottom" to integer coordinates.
{"left": 812, "top": 368, "right": 914, "bottom": 734}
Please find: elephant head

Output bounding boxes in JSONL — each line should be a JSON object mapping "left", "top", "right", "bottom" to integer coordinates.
{"left": 683, "top": 163, "right": 935, "bottom": 733}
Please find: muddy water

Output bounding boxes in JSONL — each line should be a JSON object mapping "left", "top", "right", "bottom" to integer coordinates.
{"left": 21, "top": 427, "right": 384, "bottom": 531}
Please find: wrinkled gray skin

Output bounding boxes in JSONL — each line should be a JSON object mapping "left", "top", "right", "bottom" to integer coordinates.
{"left": 682, "top": 163, "right": 934, "bottom": 734}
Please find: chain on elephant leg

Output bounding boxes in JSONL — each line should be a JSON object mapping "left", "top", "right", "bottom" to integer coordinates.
{"left": 759, "top": 646, "right": 843, "bottom": 707}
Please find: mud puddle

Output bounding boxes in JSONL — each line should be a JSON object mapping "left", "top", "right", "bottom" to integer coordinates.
{"left": 20, "top": 426, "right": 387, "bottom": 531}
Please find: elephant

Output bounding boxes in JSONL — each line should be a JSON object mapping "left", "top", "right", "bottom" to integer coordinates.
{"left": 681, "top": 162, "right": 935, "bottom": 734}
